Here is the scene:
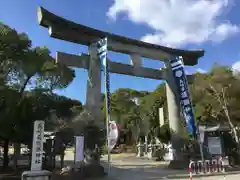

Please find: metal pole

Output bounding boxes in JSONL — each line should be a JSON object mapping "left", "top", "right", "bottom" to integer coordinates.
{"left": 104, "top": 56, "right": 111, "bottom": 174}
{"left": 104, "top": 60, "right": 111, "bottom": 173}
{"left": 106, "top": 114, "right": 110, "bottom": 173}
{"left": 97, "top": 37, "right": 111, "bottom": 174}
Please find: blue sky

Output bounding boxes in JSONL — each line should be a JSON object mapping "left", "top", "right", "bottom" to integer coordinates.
{"left": 1, "top": 0, "right": 240, "bottom": 103}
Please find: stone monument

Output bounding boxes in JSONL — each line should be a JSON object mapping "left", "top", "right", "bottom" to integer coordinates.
{"left": 37, "top": 7, "right": 204, "bottom": 168}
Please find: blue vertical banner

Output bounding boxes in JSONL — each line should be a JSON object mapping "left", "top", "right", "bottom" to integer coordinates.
{"left": 97, "top": 38, "right": 111, "bottom": 116}
{"left": 96, "top": 38, "right": 111, "bottom": 172}
{"left": 170, "top": 56, "right": 197, "bottom": 137}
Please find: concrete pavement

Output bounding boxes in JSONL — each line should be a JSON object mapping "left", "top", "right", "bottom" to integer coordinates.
{"left": 101, "top": 153, "right": 240, "bottom": 180}
{"left": 11, "top": 149, "right": 238, "bottom": 180}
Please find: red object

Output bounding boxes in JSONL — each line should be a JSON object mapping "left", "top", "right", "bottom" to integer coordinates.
{"left": 109, "top": 122, "right": 120, "bottom": 130}
{"left": 188, "top": 167, "right": 192, "bottom": 180}
{"left": 110, "top": 123, "right": 117, "bottom": 129}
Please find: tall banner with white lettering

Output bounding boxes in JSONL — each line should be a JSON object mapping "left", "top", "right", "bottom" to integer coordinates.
{"left": 170, "top": 57, "right": 197, "bottom": 137}
{"left": 96, "top": 37, "right": 111, "bottom": 172}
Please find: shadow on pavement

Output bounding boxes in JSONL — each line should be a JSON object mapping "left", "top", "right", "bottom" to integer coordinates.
{"left": 100, "top": 161, "right": 240, "bottom": 180}
{"left": 101, "top": 161, "right": 186, "bottom": 180}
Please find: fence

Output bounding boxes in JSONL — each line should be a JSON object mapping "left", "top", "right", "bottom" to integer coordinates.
{"left": 189, "top": 157, "right": 225, "bottom": 179}
{"left": 136, "top": 143, "right": 165, "bottom": 158}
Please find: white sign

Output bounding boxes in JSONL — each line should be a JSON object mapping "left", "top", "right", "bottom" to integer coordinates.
{"left": 159, "top": 108, "right": 164, "bottom": 127}
{"left": 208, "top": 137, "right": 222, "bottom": 155}
{"left": 31, "top": 120, "right": 44, "bottom": 171}
{"left": 108, "top": 121, "right": 119, "bottom": 151}
{"left": 75, "top": 136, "right": 84, "bottom": 162}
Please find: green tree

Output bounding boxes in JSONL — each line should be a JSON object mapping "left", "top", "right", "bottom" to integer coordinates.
{"left": 190, "top": 64, "right": 240, "bottom": 159}
{"left": 0, "top": 22, "right": 76, "bottom": 168}
{"left": 103, "top": 88, "right": 148, "bottom": 144}
{"left": 139, "top": 84, "right": 167, "bottom": 142}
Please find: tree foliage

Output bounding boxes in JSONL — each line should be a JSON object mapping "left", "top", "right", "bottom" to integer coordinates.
{"left": 0, "top": 22, "right": 81, "bottom": 168}
{"left": 190, "top": 64, "right": 240, "bottom": 125}
{"left": 101, "top": 64, "right": 240, "bottom": 146}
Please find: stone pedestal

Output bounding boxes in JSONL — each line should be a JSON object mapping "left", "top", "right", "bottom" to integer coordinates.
{"left": 21, "top": 170, "right": 52, "bottom": 180}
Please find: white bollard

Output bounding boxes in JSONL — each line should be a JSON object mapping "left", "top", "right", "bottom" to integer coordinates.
{"left": 189, "top": 161, "right": 195, "bottom": 179}
{"left": 211, "top": 159, "right": 218, "bottom": 173}
{"left": 218, "top": 157, "right": 225, "bottom": 173}
{"left": 205, "top": 160, "right": 211, "bottom": 174}
{"left": 197, "top": 160, "right": 204, "bottom": 174}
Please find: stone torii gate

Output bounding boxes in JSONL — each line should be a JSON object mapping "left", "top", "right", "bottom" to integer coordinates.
{"left": 37, "top": 7, "right": 204, "bottom": 166}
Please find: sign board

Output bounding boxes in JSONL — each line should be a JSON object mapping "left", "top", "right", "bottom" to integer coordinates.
{"left": 159, "top": 107, "right": 164, "bottom": 127}
{"left": 75, "top": 136, "right": 84, "bottom": 162}
{"left": 31, "top": 120, "right": 44, "bottom": 171}
{"left": 108, "top": 121, "right": 119, "bottom": 151}
{"left": 208, "top": 136, "right": 222, "bottom": 155}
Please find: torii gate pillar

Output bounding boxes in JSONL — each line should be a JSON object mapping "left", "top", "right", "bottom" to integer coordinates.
{"left": 85, "top": 44, "right": 102, "bottom": 121}
{"left": 165, "top": 61, "right": 185, "bottom": 167}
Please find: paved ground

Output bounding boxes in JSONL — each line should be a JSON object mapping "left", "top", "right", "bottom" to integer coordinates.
{"left": 1, "top": 150, "right": 239, "bottom": 180}
{"left": 100, "top": 153, "right": 240, "bottom": 180}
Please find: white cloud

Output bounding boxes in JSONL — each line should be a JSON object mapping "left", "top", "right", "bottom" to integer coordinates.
{"left": 232, "top": 61, "right": 240, "bottom": 76}
{"left": 212, "top": 23, "right": 240, "bottom": 42}
{"left": 185, "top": 68, "right": 207, "bottom": 74}
{"left": 196, "top": 68, "right": 207, "bottom": 73}
{"left": 107, "top": 0, "right": 239, "bottom": 47}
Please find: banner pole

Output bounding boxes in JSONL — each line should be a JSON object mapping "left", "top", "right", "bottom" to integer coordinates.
{"left": 97, "top": 37, "right": 111, "bottom": 174}
{"left": 104, "top": 41, "right": 111, "bottom": 174}
{"left": 107, "top": 115, "right": 111, "bottom": 174}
